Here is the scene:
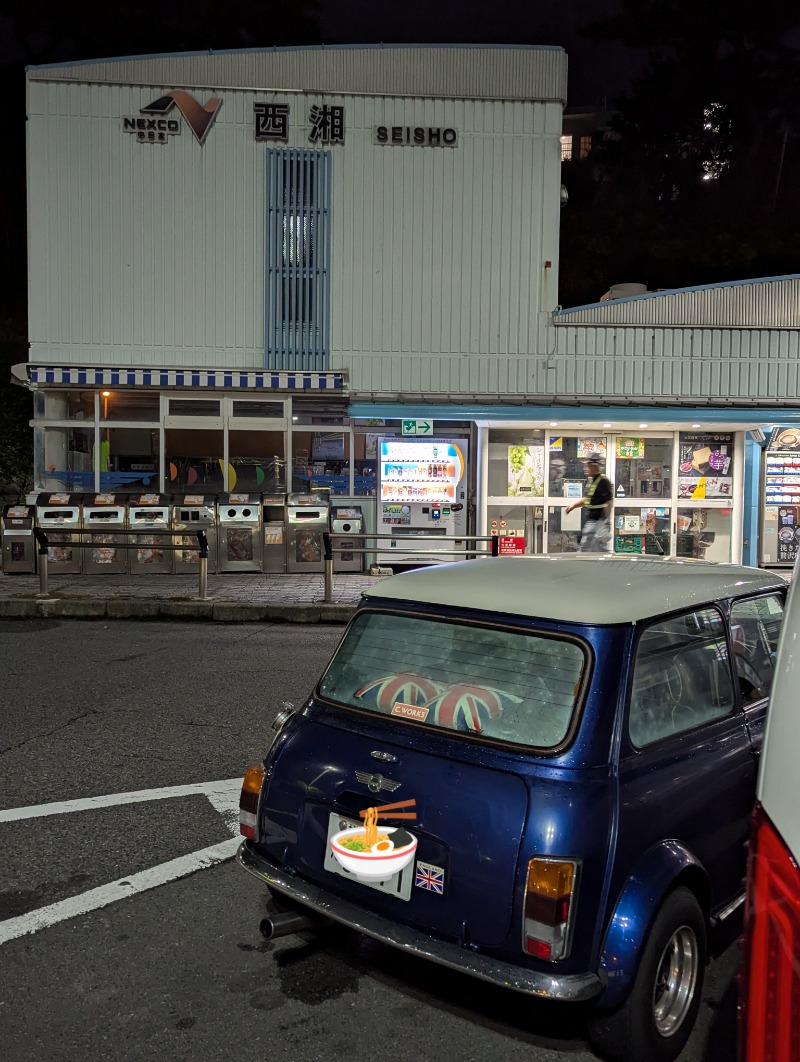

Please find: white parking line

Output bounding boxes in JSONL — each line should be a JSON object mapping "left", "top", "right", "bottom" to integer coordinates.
{"left": 0, "top": 778, "right": 245, "bottom": 945}
{"left": 0, "top": 778, "right": 242, "bottom": 823}
{"left": 0, "top": 837, "right": 241, "bottom": 945}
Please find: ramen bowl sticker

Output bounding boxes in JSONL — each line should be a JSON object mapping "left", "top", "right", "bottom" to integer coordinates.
{"left": 391, "top": 702, "right": 429, "bottom": 721}
{"left": 330, "top": 800, "right": 418, "bottom": 882}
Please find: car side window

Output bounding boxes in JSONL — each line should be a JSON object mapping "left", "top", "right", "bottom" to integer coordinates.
{"left": 629, "top": 607, "right": 735, "bottom": 747}
{"left": 730, "top": 594, "right": 785, "bottom": 705}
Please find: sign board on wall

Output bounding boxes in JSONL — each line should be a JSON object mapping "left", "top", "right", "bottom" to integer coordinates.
{"left": 402, "top": 419, "right": 433, "bottom": 437}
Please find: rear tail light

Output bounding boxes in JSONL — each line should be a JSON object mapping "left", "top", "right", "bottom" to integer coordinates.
{"left": 740, "top": 803, "right": 800, "bottom": 1062}
{"left": 239, "top": 764, "right": 265, "bottom": 840}
{"left": 523, "top": 857, "right": 579, "bottom": 961}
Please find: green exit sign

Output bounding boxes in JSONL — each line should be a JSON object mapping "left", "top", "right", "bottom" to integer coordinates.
{"left": 401, "top": 419, "right": 433, "bottom": 436}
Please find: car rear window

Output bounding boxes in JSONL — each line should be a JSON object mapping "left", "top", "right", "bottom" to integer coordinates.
{"left": 318, "top": 611, "right": 587, "bottom": 749}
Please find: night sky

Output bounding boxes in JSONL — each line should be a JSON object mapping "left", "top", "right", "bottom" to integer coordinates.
{"left": 314, "top": 0, "right": 641, "bottom": 105}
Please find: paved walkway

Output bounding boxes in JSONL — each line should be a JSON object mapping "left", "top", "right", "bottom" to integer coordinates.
{"left": 0, "top": 569, "right": 381, "bottom": 622}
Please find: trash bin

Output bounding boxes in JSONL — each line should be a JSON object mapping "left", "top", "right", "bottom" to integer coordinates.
{"left": 262, "top": 494, "right": 287, "bottom": 573}
{"left": 331, "top": 505, "right": 364, "bottom": 572}
{"left": 286, "top": 491, "right": 330, "bottom": 573}
{"left": 2, "top": 504, "right": 36, "bottom": 573}
{"left": 35, "top": 493, "right": 84, "bottom": 574}
{"left": 171, "top": 494, "right": 218, "bottom": 574}
{"left": 217, "top": 493, "right": 263, "bottom": 572}
{"left": 128, "top": 493, "right": 173, "bottom": 574}
{"left": 82, "top": 493, "right": 128, "bottom": 574}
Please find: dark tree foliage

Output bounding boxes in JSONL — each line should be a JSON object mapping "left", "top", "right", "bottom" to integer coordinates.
{"left": 559, "top": 0, "right": 800, "bottom": 307}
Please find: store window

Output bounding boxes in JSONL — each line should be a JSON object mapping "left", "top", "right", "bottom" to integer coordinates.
{"left": 678, "top": 432, "right": 734, "bottom": 501}
{"left": 100, "top": 427, "right": 159, "bottom": 492}
{"left": 291, "top": 431, "right": 351, "bottom": 495}
{"left": 676, "top": 507, "right": 733, "bottom": 562}
{"left": 168, "top": 398, "right": 221, "bottom": 418}
{"left": 613, "top": 506, "right": 671, "bottom": 556}
{"left": 38, "top": 391, "right": 95, "bottom": 421}
{"left": 100, "top": 392, "right": 160, "bottom": 422}
{"left": 165, "top": 429, "right": 224, "bottom": 492}
{"left": 614, "top": 437, "right": 672, "bottom": 500}
{"left": 488, "top": 430, "right": 545, "bottom": 497}
{"left": 230, "top": 399, "right": 285, "bottom": 419}
{"left": 34, "top": 426, "right": 94, "bottom": 491}
{"left": 548, "top": 437, "right": 607, "bottom": 498}
{"left": 229, "top": 430, "right": 285, "bottom": 492}
{"left": 546, "top": 506, "right": 580, "bottom": 553}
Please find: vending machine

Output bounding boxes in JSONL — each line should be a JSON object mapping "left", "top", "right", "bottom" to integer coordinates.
{"left": 761, "top": 427, "right": 800, "bottom": 566}
{"left": 377, "top": 437, "right": 468, "bottom": 565}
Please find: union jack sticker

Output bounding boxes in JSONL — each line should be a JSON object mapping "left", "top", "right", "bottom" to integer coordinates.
{"left": 415, "top": 861, "right": 445, "bottom": 894}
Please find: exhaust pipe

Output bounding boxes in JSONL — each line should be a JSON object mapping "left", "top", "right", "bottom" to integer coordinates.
{"left": 259, "top": 910, "right": 329, "bottom": 940}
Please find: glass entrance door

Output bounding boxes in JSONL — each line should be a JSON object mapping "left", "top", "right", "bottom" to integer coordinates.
{"left": 545, "top": 434, "right": 611, "bottom": 553}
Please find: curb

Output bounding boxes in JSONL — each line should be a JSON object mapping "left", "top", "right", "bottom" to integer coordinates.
{"left": 0, "top": 596, "right": 357, "bottom": 623}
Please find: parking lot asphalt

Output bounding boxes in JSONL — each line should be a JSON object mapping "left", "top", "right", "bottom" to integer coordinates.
{"left": 0, "top": 570, "right": 378, "bottom": 623}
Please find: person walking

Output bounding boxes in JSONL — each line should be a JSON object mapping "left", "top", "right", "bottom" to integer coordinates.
{"left": 566, "top": 453, "right": 613, "bottom": 552}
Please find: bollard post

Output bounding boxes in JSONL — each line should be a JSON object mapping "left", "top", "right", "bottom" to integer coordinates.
{"left": 33, "top": 528, "right": 50, "bottom": 597}
{"left": 323, "top": 531, "right": 333, "bottom": 603}
{"left": 197, "top": 530, "right": 209, "bottom": 601}
{"left": 491, "top": 535, "right": 500, "bottom": 557}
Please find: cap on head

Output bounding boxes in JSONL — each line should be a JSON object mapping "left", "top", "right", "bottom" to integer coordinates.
{"left": 584, "top": 452, "right": 602, "bottom": 463}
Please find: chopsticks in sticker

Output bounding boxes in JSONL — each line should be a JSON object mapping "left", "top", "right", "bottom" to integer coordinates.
{"left": 359, "top": 798, "right": 417, "bottom": 820}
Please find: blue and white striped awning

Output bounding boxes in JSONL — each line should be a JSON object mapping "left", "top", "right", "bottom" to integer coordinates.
{"left": 23, "top": 365, "right": 345, "bottom": 391}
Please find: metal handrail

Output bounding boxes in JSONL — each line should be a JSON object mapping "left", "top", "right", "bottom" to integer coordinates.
{"left": 30, "top": 528, "right": 210, "bottom": 601}
{"left": 321, "top": 531, "right": 501, "bottom": 603}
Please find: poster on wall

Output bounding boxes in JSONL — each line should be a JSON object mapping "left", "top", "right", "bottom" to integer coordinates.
{"left": 577, "top": 438, "right": 608, "bottom": 460}
{"left": 312, "top": 433, "right": 345, "bottom": 460}
{"left": 767, "top": 427, "right": 800, "bottom": 450}
{"left": 507, "top": 445, "right": 544, "bottom": 497}
{"left": 616, "top": 437, "right": 645, "bottom": 459}
{"left": 678, "top": 432, "right": 733, "bottom": 499}
{"left": 776, "top": 507, "right": 800, "bottom": 563}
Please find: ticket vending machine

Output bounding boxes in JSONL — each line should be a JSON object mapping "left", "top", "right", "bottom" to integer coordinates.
{"left": 128, "top": 493, "right": 173, "bottom": 574}
{"left": 83, "top": 493, "right": 128, "bottom": 574}
{"left": 35, "top": 493, "right": 84, "bottom": 574}
{"left": 2, "top": 504, "right": 37, "bottom": 573}
{"left": 217, "top": 493, "right": 263, "bottom": 573}
{"left": 171, "top": 495, "right": 218, "bottom": 575}
{"left": 377, "top": 438, "right": 469, "bottom": 565}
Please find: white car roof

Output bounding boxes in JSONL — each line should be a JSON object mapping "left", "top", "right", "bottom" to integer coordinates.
{"left": 363, "top": 555, "right": 785, "bottom": 625}
{"left": 759, "top": 568, "right": 800, "bottom": 858}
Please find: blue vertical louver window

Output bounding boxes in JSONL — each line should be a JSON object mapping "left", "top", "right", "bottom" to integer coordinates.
{"left": 265, "top": 149, "right": 331, "bottom": 370}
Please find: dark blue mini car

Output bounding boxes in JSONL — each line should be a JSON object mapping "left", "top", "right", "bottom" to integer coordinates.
{"left": 238, "top": 555, "right": 786, "bottom": 1062}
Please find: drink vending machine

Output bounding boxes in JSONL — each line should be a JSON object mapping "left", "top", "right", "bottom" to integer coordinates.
{"left": 761, "top": 427, "right": 800, "bottom": 566}
{"left": 377, "top": 438, "right": 469, "bottom": 565}
{"left": 35, "top": 493, "right": 84, "bottom": 574}
{"left": 83, "top": 493, "right": 128, "bottom": 574}
{"left": 127, "top": 493, "right": 173, "bottom": 574}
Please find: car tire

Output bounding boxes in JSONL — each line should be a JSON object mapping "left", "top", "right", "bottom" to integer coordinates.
{"left": 588, "top": 887, "right": 707, "bottom": 1062}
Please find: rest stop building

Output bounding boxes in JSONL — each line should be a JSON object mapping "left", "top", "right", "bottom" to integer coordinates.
{"left": 16, "top": 43, "right": 800, "bottom": 567}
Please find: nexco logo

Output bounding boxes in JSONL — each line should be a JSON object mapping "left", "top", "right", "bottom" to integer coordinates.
{"left": 122, "top": 89, "right": 222, "bottom": 146}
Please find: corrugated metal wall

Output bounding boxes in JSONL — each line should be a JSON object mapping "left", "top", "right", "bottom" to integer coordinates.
{"left": 28, "top": 46, "right": 568, "bottom": 103}
{"left": 340, "top": 324, "right": 800, "bottom": 403}
{"left": 27, "top": 80, "right": 267, "bottom": 368}
{"left": 554, "top": 277, "right": 800, "bottom": 327}
{"left": 27, "top": 79, "right": 561, "bottom": 372}
{"left": 331, "top": 95, "right": 559, "bottom": 362}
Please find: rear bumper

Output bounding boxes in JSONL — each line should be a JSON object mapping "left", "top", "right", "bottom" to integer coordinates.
{"left": 238, "top": 841, "right": 604, "bottom": 1003}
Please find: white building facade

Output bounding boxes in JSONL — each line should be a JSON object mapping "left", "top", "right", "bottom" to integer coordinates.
{"left": 18, "top": 45, "right": 800, "bottom": 566}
